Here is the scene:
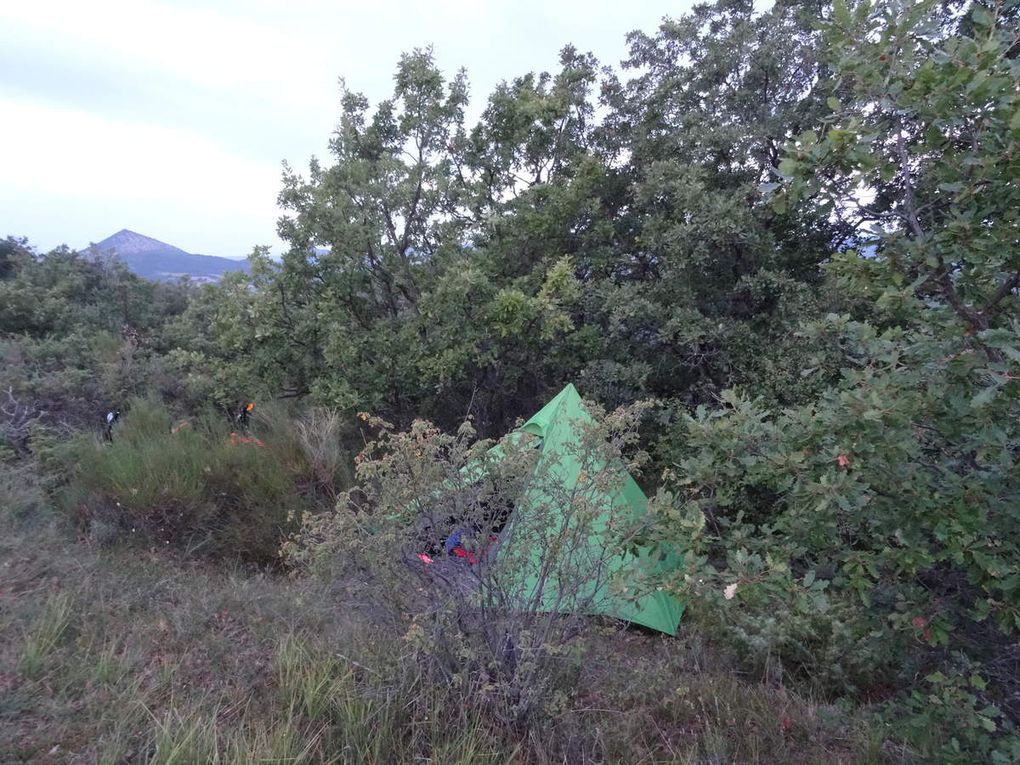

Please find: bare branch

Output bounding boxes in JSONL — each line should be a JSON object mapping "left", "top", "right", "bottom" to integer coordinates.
{"left": 0, "top": 387, "right": 44, "bottom": 453}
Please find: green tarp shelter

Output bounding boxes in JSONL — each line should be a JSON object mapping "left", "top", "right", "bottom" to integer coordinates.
{"left": 492, "top": 383, "right": 683, "bottom": 635}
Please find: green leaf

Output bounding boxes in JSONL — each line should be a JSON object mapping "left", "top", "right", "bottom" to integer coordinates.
{"left": 970, "top": 385, "right": 999, "bottom": 408}
{"left": 833, "top": 0, "right": 851, "bottom": 27}
{"left": 1000, "top": 345, "right": 1020, "bottom": 364}
{"left": 777, "top": 158, "right": 798, "bottom": 178}
{"left": 971, "top": 5, "right": 993, "bottom": 27}
{"left": 826, "top": 97, "right": 841, "bottom": 112}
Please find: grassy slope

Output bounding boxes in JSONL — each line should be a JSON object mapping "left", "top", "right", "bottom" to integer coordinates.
{"left": 0, "top": 469, "right": 885, "bottom": 764}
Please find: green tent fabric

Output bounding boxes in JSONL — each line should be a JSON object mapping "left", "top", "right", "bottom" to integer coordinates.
{"left": 493, "top": 384, "right": 683, "bottom": 635}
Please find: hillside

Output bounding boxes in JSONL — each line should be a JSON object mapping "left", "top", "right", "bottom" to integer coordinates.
{"left": 85, "top": 229, "right": 249, "bottom": 282}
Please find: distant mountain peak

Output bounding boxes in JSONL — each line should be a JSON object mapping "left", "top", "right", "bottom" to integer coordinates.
{"left": 93, "top": 229, "right": 189, "bottom": 256}
{"left": 84, "top": 230, "right": 249, "bottom": 283}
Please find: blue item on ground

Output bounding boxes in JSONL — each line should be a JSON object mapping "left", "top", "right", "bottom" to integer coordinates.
{"left": 445, "top": 528, "right": 465, "bottom": 555}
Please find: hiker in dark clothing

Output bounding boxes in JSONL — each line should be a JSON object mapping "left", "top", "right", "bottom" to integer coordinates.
{"left": 235, "top": 402, "right": 254, "bottom": 431}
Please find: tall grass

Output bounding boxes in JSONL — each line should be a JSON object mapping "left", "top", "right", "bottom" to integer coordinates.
{"left": 65, "top": 397, "right": 309, "bottom": 562}
{"left": 294, "top": 407, "right": 355, "bottom": 498}
{"left": 62, "top": 397, "right": 359, "bottom": 562}
{"left": 0, "top": 500, "right": 881, "bottom": 765}
{"left": 20, "top": 591, "right": 74, "bottom": 677}
{"left": 272, "top": 634, "right": 508, "bottom": 764}
{"left": 276, "top": 635, "right": 350, "bottom": 721}
{"left": 256, "top": 401, "right": 356, "bottom": 501}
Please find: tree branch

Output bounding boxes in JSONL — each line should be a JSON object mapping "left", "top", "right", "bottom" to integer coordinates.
{"left": 982, "top": 270, "right": 1020, "bottom": 320}
{"left": 895, "top": 124, "right": 925, "bottom": 241}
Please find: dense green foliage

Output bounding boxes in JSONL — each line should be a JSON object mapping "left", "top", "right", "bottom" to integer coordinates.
{"left": 654, "top": 3, "right": 1020, "bottom": 760}
{"left": 0, "top": 237, "right": 190, "bottom": 451}
{"left": 170, "top": 0, "right": 847, "bottom": 433}
{"left": 3, "top": 0, "right": 1019, "bottom": 760}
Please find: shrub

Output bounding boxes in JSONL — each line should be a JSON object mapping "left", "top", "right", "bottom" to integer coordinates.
{"left": 65, "top": 398, "right": 305, "bottom": 562}
{"left": 651, "top": 315, "right": 1020, "bottom": 756}
{"left": 286, "top": 401, "right": 658, "bottom": 724}
{"left": 887, "top": 657, "right": 1020, "bottom": 765}
{"left": 253, "top": 402, "right": 356, "bottom": 502}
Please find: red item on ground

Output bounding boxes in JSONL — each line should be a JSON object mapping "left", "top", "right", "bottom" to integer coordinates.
{"left": 451, "top": 546, "right": 477, "bottom": 565}
{"left": 417, "top": 553, "right": 433, "bottom": 565}
{"left": 229, "top": 432, "right": 264, "bottom": 448}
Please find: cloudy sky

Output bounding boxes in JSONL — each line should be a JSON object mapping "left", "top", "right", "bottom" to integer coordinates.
{"left": 0, "top": 0, "right": 692, "bottom": 258}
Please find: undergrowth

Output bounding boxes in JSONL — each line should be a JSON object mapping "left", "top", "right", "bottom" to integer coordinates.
{"left": 0, "top": 459, "right": 884, "bottom": 764}
{"left": 57, "top": 398, "right": 355, "bottom": 563}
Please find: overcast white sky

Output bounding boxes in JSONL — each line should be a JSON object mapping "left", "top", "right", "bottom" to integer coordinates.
{"left": 0, "top": 0, "right": 696, "bottom": 258}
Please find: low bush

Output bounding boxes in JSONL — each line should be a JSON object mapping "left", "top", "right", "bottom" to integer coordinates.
{"left": 253, "top": 401, "right": 357, "bottom": 503}
{"left": 287, "top": 402, "right": 663, "bottom": 726}
{"left": 64, "top": 398, "right": 310, "bottom": 562}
